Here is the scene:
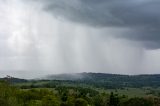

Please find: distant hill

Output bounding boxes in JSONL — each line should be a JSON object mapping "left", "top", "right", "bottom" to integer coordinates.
{"left": 0, "top": 75, "right": 28, "bottom": 84}
{"left": 45, "top": 73, "right": 160, "bottom": 88}
{"left": 1, "top": 73, "right": 160, "bottom": 88}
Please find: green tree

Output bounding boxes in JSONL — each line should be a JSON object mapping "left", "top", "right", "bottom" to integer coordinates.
{"left": 42, "top": 95, "right": 60, "bottom": 106}
{"left": 75, "top": 98, "right": 88, "bottom": 106}
{"left": 66, "top": 96, "right": 75, "bottom": 106}
{"left": 27, "top": 100, "right": 42, "bottom": 106}
{"left": 109, "top": 92, "right": 119, "bottom": 106}
{"left": 94, "top": 94, "right": 109, "bottom": 106}
{"left": 123, "top": 97, "right": 153, "bottom": 106}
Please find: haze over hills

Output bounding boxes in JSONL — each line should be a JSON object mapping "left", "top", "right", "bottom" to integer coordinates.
{"left": 45, "top": 72, "right": 160, "bottom": 80}
{"left": 42, "top": 73, "right": 160, "bottom": 88}
{"left": 1, "top": 72, "right": 160, "bottom": 89}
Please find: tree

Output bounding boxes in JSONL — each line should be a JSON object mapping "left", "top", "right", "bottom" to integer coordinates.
{"left": 94, "top": 94, "right": 109, "bottom": 106}
{"left": 66, "top": 96, "right": 75, "bottom": 106}
{"left": 109, "top": 92, "right": 119, "bottom": 106}
{"left": 42, "top": 95, "right": 60, "bottom": 106}
{"left": 27, "top": 100, "right": 42, "bottom": 106}
{"left": 123, "top": 97, "right": 153, "bottom": 106}
{"left": 75, "top": 98, "right": 88, "bottom": 106}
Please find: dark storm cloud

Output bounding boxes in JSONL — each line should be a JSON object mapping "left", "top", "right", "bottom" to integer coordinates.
{"left": 30, "top": 0, "right": 160, "bottom": 49}
{"left": 44, "top": 0, "right": 160, "bottom": 27}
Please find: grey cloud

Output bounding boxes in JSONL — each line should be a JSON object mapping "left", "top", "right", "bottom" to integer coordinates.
{"left": 31, "top": 0, "right": 160, "bottom": 49}
{"left": 43, "top": 0, "right": 160, "bottom": 27}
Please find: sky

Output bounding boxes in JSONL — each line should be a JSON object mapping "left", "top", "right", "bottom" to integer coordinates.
{"left": 0, "top": 0, "right": 160, "bottom": 78}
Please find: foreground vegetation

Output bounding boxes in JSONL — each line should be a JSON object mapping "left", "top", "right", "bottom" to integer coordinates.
{"left": 1, "top": 73, "right": 160, "bottom": 106}
{"left": 0, "top": 80, "right": 160, "bottom": 106}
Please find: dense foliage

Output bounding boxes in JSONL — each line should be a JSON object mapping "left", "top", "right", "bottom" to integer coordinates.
{"left": 0, "top": 80, "right": 160, "bottom": 106}
{"left": 1, "top": 73, "right": 160, "bottom": 106}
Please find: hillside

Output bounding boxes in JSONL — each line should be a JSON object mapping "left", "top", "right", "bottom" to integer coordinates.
{"left": 0, "top": 75, "right": 28, "bottom": 84}
{"left": 45, "top": 73, "right": 160, "bottom": 88}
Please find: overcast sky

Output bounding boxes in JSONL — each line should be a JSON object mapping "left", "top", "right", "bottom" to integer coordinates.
{"left": 0, "top": 0, "right": 160, "bottom": 78}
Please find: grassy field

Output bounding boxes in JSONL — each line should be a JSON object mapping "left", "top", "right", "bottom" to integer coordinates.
{"left": 104, "top": 88, "right": 149, "bottom": 98}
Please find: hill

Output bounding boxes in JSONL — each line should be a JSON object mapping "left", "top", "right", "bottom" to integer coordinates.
{"left": 45, "top": 73, "right": 160, "bottom": 88}
{"left": 0, "top": 75, "right": 28, "bottom": 84}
